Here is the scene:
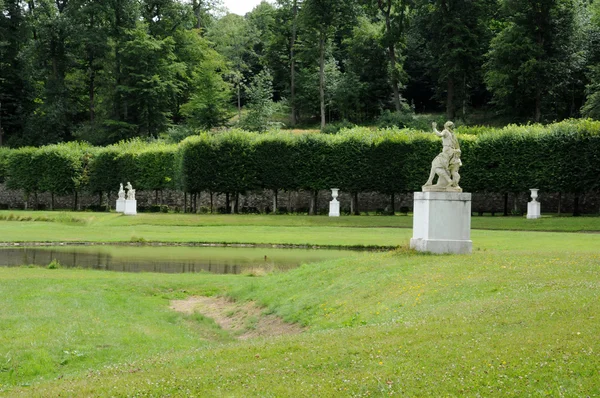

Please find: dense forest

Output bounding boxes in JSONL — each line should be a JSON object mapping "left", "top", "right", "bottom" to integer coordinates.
{"left": 1, "top": 0, "right": 600, "bottom": 147}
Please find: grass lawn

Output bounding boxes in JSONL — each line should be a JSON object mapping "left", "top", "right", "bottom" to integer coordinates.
{"left": 0, "top": 212, "right": 599, "bottom": 396}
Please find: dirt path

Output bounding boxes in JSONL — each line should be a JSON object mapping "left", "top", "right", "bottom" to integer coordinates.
{"left": 169, "top": 296, "right": 304, "bottom": 340}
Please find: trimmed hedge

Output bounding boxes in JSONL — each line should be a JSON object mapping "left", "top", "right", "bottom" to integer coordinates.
{"left": 2, "top": 119, "right": 599, "bottom": 208}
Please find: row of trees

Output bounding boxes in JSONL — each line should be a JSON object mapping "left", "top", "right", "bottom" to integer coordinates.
{"left": 2, "top": 0, "right": 600, "bottom": 146}
{"left": 1, "top": 120, "right": 598, "bottom": 214}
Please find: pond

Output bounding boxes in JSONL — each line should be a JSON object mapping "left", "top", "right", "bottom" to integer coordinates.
{"left": 0, "top": 245, "right": 356, "bottom": 275}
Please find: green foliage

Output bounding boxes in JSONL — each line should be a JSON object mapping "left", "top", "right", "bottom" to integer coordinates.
{"left": 0, "top": 147, "right": 10, "bottom": 183}
{"left": 239, "top": 69, "right": 276, "bottom": 132}
{"left": 320, "top": 120, "right": 356, "bottom": 134}
{"left": 2, "top": 120, "right": 600, "bottom": 201}
{"left": 6, "top": 147, "right": 40, "bottom": 196}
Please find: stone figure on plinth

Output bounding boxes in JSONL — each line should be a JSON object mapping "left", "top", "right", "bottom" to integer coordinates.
{"left": 116, "top": 183, "right": 126, "bottom": 212}
{"left": 423, "top": 121, "right": 462, "bottom": 192}
{"left": 127, "top": 188, "right": 136, "bottom": 200}
{"left": 124, "top": 182, "right": 137, "bottom": 215}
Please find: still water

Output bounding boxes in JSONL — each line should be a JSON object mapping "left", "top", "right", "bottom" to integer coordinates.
{"left": 0, "top": 245, "right": 354, "bottom": 274}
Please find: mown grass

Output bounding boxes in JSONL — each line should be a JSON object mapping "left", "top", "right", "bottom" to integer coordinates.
{"left": 1, "top": 210, "right": 599, "bottom": 231}
{"left": 1, "top": 213, "right": 599, "bottom": 396}
{"left": 2, "top": 246, "right": 599, "bottom": 396}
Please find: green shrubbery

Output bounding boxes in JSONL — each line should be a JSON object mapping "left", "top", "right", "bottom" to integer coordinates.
{"left": 1, "top": 120, "right": 599, "bottom": 206}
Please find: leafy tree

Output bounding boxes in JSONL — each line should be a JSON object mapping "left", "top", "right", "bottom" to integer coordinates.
{"left": 300, "top": 0, "right": 346, "bottom": 129}
{"left": 485, "top": 0, "right": 579, "bottom": 122}
{"left": 239, "top": 68, "right": 275, "bottom": 131}
{"left": 180, "top": 40, "right": 232, "bottom": 129}
{"left": 414, "top": 0, "right": 496, "bottom": 120}
{"left": 207, "top": 13, "right": 257, "bottom": 119}
{"left": 115, "top": 23, "right": 184, "bottom": 139}
{"left": 582, "top": 0, "right": 600, "bottom": 118}
{"left": 362, "top": 0, "right": 411, "bottom": 113}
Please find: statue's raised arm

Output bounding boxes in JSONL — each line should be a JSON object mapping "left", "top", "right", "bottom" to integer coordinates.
{"left": 432, "top": 122, "right": 444, "bottom": 137}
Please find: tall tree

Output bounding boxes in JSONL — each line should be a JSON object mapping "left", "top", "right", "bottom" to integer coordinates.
{"left": 485, "top": 0, "right": 579, "bottom": 122}
{"left": 363, "top": 0, "right": 411, "bottom": 112}
{"left": 0, "top": 0, "right": 34, "bottom": 145}
{"left": 300, "top": 0, "right": 344, "bottom": 129}
{"left": 414, "top": 0, "right": 496, "bottom": 119}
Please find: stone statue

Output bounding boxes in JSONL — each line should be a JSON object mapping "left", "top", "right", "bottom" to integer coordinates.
{"left": 126, "top": 181, "right": 133, "bottom": 192}
{"left": 127, "top": 188, "right": 136, "bottom": 201}
{"left": 423, "top": 121, "right": 462, "bottom": 192}
{"left": 118, "top": 183, "right": 125, "bottom": 200}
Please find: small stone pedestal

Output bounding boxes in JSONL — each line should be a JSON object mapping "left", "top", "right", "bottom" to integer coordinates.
{"left": 527, "top": 189, "right": 541, "bottom": 219}
{"left": 124, "top": 199, "right": 137, "bottom": 216}
{"left": 116, "top": 198, "right": 126, "bottom": 213}
{"left": 410, "top": 192, "right": 472, "bottom": 254}
{"left": 329, "top": 188, "right": 340, "bottom": 217}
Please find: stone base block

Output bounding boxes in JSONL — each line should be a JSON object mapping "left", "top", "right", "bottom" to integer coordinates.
{"left": 116, "top": 198, "right": 126, "bottom": 213}
{"left": 527, "top": 201, "right": 541, "bottom": 219}
{"left": 410, "top": 238, "right": 472, "bottom": 254}
{"left": 411, "top": 191, "right": 472, "bottom": 254}
{"left": 124, "top": 199, "right": 137, "bottom": 215}
{"left": 329, "top": 200, "right": 340, "bottom": 217}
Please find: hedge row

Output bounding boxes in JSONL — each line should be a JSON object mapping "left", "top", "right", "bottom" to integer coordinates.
{"left": 0, "top": 120, "right": 598, "bottom": 204}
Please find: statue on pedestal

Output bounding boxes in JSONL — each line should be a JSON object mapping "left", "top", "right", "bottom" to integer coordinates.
{"left": 127, "top": 188, "right": 136, "bottom": 201}
{"left": 118, "top": 183, "right": 125, "bottom": 200}
{"left": 423, "top": 121, "right": 462, "bottom": 192}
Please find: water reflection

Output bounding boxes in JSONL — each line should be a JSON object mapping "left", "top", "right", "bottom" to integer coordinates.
{"left": 0, "top": 245, "right": 353, "bottom": 275}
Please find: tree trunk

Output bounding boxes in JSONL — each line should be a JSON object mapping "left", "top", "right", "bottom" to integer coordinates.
{"left": 50, "top": 192, "right": 54, "bottom": 211}
{"left": 557, "top": 192, "right": 561, "bottom": 215}
{"left": 210, "top": 191, "right": 214, "bottom": 213}
{"left": 503, "top": 192, "right": 509, "bottom": 216}
{"left": 155, "top": 190, "right": 159, "bottom": 205}
{"left": 390, "top": 193, "right": 395, "bottom": 215}
{"left": 226, "top": 192, "right": 230, "bottom": 214}
{"left": 231, "top": 192, "right": 239, "bottom": 214}
{"left": 573, "top": 194, "right": 580, "bottom": 217}
{"left": 319, "top": 32, "right": 326, "bottom": 130}
{"left": 272, "top": 189, "right": 278, "bottom": 214}
{"left": 184, "top": 192, "right": 187, "bottom": 213}
{"left": 382, "top": 3, "right": 401, "bottom": 112}
{"left": 351, "top": 192, "right": 360, "bottom": 215}
{"left": 309, "top": 190, "right": 318, "bottom": 215}
{"left": 237, "top": 84, "right": 241, "bottom": 121}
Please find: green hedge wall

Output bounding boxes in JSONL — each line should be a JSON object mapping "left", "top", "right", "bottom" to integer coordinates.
{"left": 2, "top": 119, "right": 599, "bottom": 205}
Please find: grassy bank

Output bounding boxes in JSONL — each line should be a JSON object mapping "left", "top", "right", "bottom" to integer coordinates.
{"left": 1, "top": 212, "right": 599, "bottom": 396}
{"left": 1, "top": 211, "right": 600, "bottom": 251}
{"left": 2, "top": 246, "right": 599, "bottom": 396}
{"left": 1, "top": 210, "right": 600, "bottom": 231}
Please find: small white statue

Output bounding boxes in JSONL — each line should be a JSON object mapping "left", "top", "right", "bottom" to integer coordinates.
{"left": 118, "top": 183, "right": 125, "bottom": 200}
{"left": 126, "top": 181, "right": 133, "bottom": 192}
{"left": 423, "top": 121, "right": 462, "bottom": 192}
{"left": 127, "top": 188, "right": 136, "bottom": 201}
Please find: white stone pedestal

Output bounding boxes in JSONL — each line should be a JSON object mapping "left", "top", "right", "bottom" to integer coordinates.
{"left": 527, "top": 201, "right": 541, "bottom": 219}
{"left": 116, "top": 198, "right": 126, "bottom": 213}
{"left": 124, "top": 199, "right": 137, "bottom": 215}
{"left": 329, "top": 199, "right": 340, "bottom": 217}
{"left": 410, "top": 192, "right": 472, "bottom": 254}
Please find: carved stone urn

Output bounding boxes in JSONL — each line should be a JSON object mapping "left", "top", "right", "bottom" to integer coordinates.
{"left": 331, "top": 188, "right": 339, "bottom": 201}
{"left": 530, "top": 188, "right": 539, "bottom": 201}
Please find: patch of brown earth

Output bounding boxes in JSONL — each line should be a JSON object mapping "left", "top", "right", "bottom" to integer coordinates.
{"left": 169, "top": 296, "right": 304, "bottom": 340}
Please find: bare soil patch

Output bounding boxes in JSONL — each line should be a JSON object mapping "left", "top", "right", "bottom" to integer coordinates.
{"left": 169, "top": 296, "right": 304, "bottom": 340}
